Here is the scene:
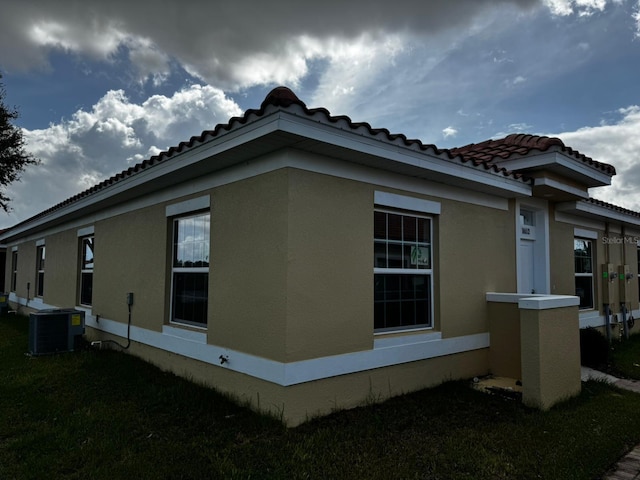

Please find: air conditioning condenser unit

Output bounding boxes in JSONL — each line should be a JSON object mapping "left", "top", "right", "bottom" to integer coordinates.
{"left": 28, "top": 309, "right": 85, "bottom": 355}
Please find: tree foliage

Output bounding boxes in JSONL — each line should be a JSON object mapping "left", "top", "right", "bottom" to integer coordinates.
{"left": 0, "top": 74, "right": 39, "bottom": 212}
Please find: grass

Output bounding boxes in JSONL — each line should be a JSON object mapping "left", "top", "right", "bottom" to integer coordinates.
{"left": 610, "top": 331, "right": 640, "bottom": 379}
{"left": 2, "top": 314, "right": 640, "bottom": 479}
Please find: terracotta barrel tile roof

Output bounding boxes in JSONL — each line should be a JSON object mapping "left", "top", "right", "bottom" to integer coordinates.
{"left": 3, "top": 87, "right": 620, "bottom": 232}
{"left": 586, "top": 197, "right": 640, "bottom": 218}
{"left": 450, "top": 133, "right": 616, "bottom": 175}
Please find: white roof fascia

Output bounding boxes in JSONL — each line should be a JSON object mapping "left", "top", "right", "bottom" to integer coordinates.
{"left": 1, "top": 115, "right": 283, "bottom": 240}
{"left": 532, "top": 177, "right": 589, "bottom": 199}
{"left": 2, "top": 108, "right": 530, "bottom": 240}
{"left": 493, "top": 151, "right": 612, "bottom": 186}
{"left": 276, "top": 113, "right": 531, "bottom": 197}
{"left": 556, "top": 200, "right": 640, "bottom": 228}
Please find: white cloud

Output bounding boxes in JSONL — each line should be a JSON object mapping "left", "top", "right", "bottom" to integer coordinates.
{"left": 0, "top": 85, "right": 241, "bottom": 227}
{"left": 544, "top": 0, "right": 609, "bottom": 16}
{"left": 634, "top": 1, "right": 640, "bottom": 37}
{"left": 442, "top": 126, "right": 459, "bottom": 138}
{"left": 551, "top": 106, "right": 640, "bottom": 211}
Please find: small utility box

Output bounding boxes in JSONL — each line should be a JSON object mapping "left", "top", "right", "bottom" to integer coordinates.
{"left": 28, "top": 309, "right": 85, "bottom": 355}
{"left": 0, "top": 293, "right": 8, "bottom": 314}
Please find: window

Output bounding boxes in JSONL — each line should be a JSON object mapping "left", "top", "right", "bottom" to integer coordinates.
{"left": 574, "top": 238, "right": 594, "bottom": 310}
{"left": 171, "top": 212, "right": 210, "bottom": 327}
{"left": 10, "top": 250, "right": 17, "bottom": 292}
{"left": 80, "top": 236, "right": 94, "bottom": 306}
{"left": 36, "top": 245, "right": 45, "bottom": 297}
{"left": 374, "top": 210, "right": 433, "bottom": 331}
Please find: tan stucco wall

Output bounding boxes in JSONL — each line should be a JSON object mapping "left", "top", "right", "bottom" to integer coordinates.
{"left": 92, "top": 204, "right": 169, "bottom": 331}
{"left": 286, "top": 169, "right": 372, "bottom": 361}
{"left": 520, "top": 305, "right": 581, "bottom": 409}
{"left": 211, "top": 169, "right": 289, "bottom": 361}
{"left": 44, "top": 229, "right": 80, "bottom": 307}
{"left": 487, "top": 302, "right": 521, "bottom": 379}
{"left": 438, "top": 199, "right": 516, "bottom": 337}
{"left": 13, "top": 240, "right": 36, "bottom": 300}
{"left": 85, "top": 326, "right": 488, "bottom": 426}
{"left": 548, "top": 210, "right": 575, "bottom": 296}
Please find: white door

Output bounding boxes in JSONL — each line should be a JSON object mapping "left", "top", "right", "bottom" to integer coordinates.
{"left": 519, "top": 239, "right": 535, "bottom": 294}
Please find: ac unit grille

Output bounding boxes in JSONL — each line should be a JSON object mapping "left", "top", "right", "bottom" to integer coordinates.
{"left": 28, "top": 309, "right": 85, "bottom": 355}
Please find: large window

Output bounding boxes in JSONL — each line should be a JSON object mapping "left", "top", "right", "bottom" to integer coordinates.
{"left": 171, "top": 212, "right": 210, "bottom": 327}
{"left": 80, "top": 236, "right": 94, "bottom": 306}
{"left": 374, "top": 210, "right": 433, "bottom": 331}
{"left": 574, "top": 238, "right": 594, "bottom": 310}
{"left": 10, "top": 250, "right": 17, "bottom": 292}
{"left": 36, "top": 245, "right": 45, "bottom": 297}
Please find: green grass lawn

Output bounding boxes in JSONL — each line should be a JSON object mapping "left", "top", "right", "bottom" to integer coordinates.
{"left": 610, "top": 331, "right": 640, "bottom": 380}
{"left": 2, "top": 314, "right": 640, "bottom": 479}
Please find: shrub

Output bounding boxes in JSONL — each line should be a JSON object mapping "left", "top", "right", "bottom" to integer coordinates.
{"left": 580, "top": 327, "right": 609, "bottom": 368}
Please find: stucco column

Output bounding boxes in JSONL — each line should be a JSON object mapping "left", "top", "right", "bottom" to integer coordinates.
{"left": 518, "top": 296, "right": 581, "bottom": 409}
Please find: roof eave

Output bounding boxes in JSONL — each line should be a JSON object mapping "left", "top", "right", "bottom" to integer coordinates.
{"left": 1, "top": 106, "right": 533, "bottom": 242}
{"left": 492, "top": 151, "right": 612, "bottom": 188}
{"left": 556, "top": 199, "right": 640, "bottom": 227}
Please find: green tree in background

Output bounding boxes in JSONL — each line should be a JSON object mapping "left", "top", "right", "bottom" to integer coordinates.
{"left": 0, "top": 73, "right": 39, "bottom": 212}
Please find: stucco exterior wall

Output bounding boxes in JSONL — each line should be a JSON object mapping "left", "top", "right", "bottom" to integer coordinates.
{"left": 44, "top": 228, "right": 80, "bottom": 307}
{"left": 92, "top": 204, "right": 168, "bottom": 331}
{"left": 13, "top": 240, "right": 36, "bottom": 301}
{"left": 86, "top": 327, "right": 488, "bottom": 426}
{"left": 520, "top": 304, "right": 581, "bottom": 409}
{"left": 211, "top": 169, "right": 289, "bottom": 361}
{"left": 437, "top": 199, "right": 515, "bottom": 338}
{"left": 548, "top": 210, "right": 575, "bottom": 296}
{"left": 487, "top": 301, "right": 521, "bottom": 379}
{"left": 286, "top": 169, "right": 372, "bottom": 361}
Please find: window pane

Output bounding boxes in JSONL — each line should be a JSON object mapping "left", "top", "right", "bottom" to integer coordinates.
{"left": 574, "top": 239, "right": 592, "bottom": 274}
{"left": 37, "top": 272, "right": 44, "bottom": 297}
{"left": 374, "top": 241, "right": 387, "bottom": 268}
{"left": 175, "top": 214, "right": 210, "bottom": 268}
{"left": 374, "top": 211, "right": 386, "bottom": 239}
{"left": 417, "top": 218, "right": 430, "bottom": 243}
{"left": 80, "top": 272, "right": 93, "bottom": 306}
{"left": 387, "top": 243, "right": 403, "bottom": 268}
{"left": 374, "top": 273, "right": 431, "bottom": 331}
{"left": 403, "top": 216, "right": 417, "bottom": 242}
{"left": 83, "top": 238, "right": 94, "bottom": 269}
{"left": 173, "top": 273, "right": 208, "bottom": 326}
{"left": 575, "top": 276, "right": 594, "bottom": 309}
{"left": 387, "top": 214, "right": 402, "bottom": 241}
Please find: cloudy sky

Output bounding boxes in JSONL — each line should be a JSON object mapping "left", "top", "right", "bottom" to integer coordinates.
{"left": 1, "top": 0, "right": 640, "bottom": 228}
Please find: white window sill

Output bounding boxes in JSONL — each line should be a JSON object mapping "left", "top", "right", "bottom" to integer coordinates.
{"left": 163, "top": 325, "right": 207, "bottom": 344}
{"left": 374, "top": 329, "right": 442, "bottom": 349}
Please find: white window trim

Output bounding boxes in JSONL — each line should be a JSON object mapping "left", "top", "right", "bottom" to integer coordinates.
{"left": 374, "top": 191, "right": 441, "bottom": 215}
{"left": 77, "top": 226, "right": 94, "bottom": 237}
{"left": 574, "top": 237, "right": 595, "bottom": 311}
{"left": 374, "top": 192, "right": 439, "bottom": 333}
{"left": 36, "top": 244, "right": 45, "bottom": 297}
{"left": 79, "top": 235, "right": 94, "bottom": 307}
{"left": 574, "top": 228, "right": 598, "bottom": 240}
{"left": 166, "top": 195, "right": 210, "bottom": 217}
{"left": 170, "top": 212, "right": 210, "bottom": 329}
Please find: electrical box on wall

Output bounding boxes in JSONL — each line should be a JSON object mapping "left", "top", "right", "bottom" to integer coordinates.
{"left": 602, "top": 263, "right": 616, "bottom": 304}
{"left": 619, "top": 265, "right": 631, "bottom": 303}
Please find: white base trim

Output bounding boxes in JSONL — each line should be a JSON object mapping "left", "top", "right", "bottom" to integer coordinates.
{"left": 83, "top": 313, "right": 488, "bottom": 386}
{"left": 579, "top": 308, "right": 640, "bottom": 329}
